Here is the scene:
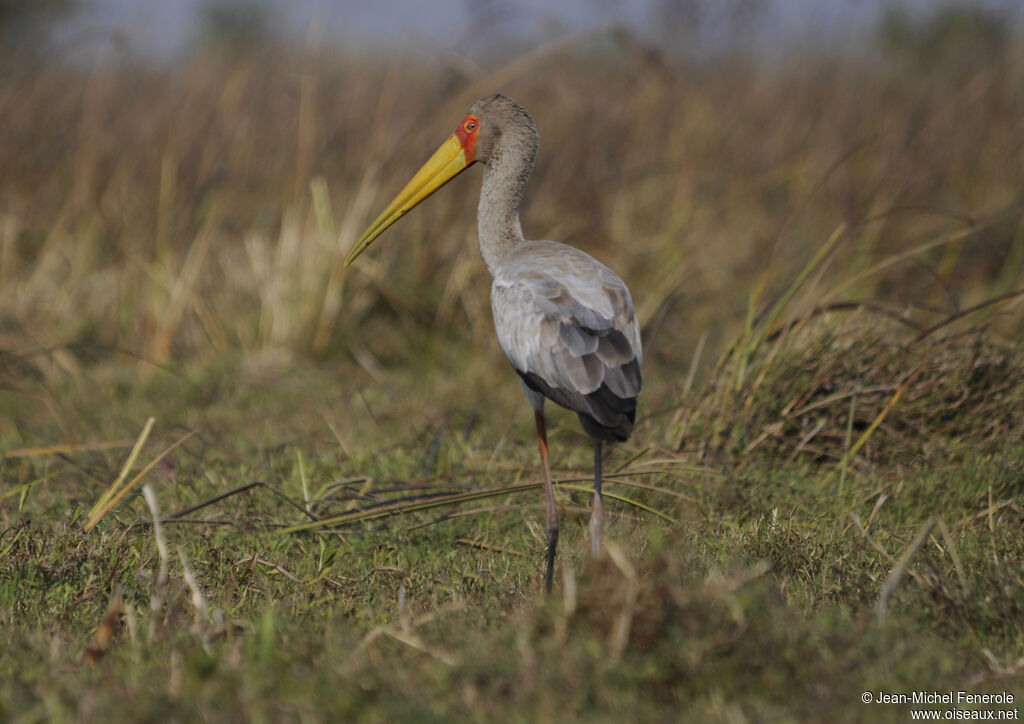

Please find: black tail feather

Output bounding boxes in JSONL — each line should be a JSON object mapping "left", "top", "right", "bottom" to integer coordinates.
{"left": 518, "top": 370, "right": 636, "bottom": 442}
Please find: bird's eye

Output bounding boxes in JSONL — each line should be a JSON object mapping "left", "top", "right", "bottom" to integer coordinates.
{"left": 466, "top": 119, "right": 477, "bottom": 132}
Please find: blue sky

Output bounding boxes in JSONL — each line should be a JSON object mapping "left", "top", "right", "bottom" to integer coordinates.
{"left": 52, "top": 0, "right": 1017, "bottom": 62}
{"left": 58, "top": 0, "right": 645, "bottom": 59}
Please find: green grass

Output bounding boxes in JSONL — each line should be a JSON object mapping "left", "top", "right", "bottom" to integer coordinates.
{"left": 4, "top": 319, "right": 1024, "bottom": 721}
{"left": 3, "top": 21, "right": 1024, "bottom": 723}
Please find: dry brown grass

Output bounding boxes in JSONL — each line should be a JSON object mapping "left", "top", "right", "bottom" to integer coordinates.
{"left": 1, "top": 30, "right": 1022, "bottom": 400}
{"left": 678, "top": 312, "right": 1024, "bottom": 467}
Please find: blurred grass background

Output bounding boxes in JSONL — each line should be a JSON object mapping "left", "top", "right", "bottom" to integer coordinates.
{"left": 2, "top": 2, "right": 1021, "bottom": 396}
{"left": 2, "top": 1, "right": 1024, "bottom": 720}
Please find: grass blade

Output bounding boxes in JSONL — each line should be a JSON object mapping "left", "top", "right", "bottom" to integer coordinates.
{"left": 85, "top": 426, "right": 197, "bottom": 532}
{"left": 85, "top": 418, "right": 155, "bottom": 527}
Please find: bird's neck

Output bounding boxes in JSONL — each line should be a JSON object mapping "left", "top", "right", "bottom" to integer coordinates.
{"left": 477, "top": 134, "right": 536, "bottom": 275}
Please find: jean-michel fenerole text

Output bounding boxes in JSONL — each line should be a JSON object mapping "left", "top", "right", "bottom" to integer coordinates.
{"left": 874, "top": 691, "right": 1015, "bottom": 706}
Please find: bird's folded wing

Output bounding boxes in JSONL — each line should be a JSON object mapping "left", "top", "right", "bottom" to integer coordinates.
{"left": 491, "top": 249, "right": 642, "bottom": 420}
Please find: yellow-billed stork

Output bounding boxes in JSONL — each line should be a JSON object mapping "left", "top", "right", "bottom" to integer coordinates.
{"left": 345, "top": 94, "right": 642, "bottom": 592}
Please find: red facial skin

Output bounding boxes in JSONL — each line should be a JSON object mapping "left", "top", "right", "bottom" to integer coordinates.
{"left": 455, "top": 114, "right": 479, "bottom": 164}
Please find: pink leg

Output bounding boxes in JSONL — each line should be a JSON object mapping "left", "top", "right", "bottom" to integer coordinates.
{"left": 590, "top": 441, "right": 604, "bottom": 555}
{"left": 534, "top": 410, "right": 559, "bottom": 594}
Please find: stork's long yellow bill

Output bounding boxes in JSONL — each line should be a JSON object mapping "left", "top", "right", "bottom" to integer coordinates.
{"left": 345, "top": 133, "right": 471, "bottom": 266}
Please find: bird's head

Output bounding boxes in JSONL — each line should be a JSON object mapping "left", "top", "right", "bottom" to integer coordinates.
{"left": 344, "top": 94, "right": 535, "bottom": 266}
